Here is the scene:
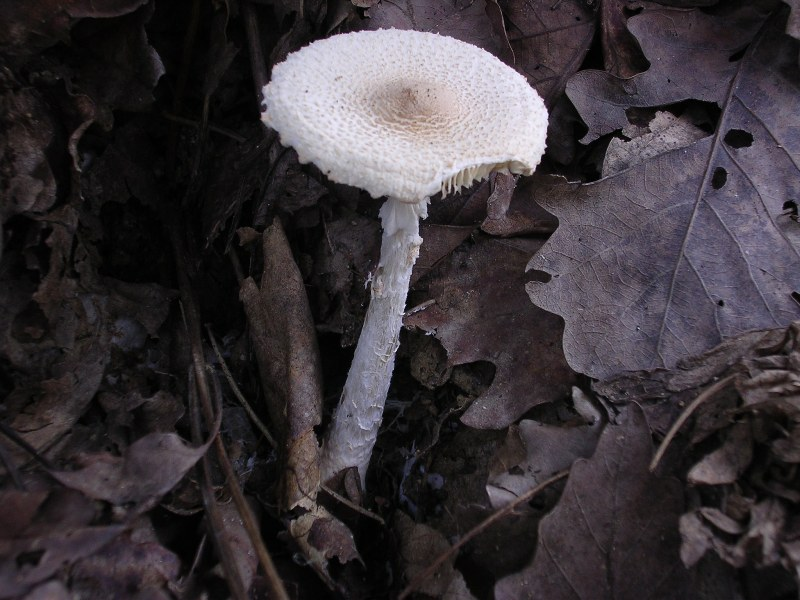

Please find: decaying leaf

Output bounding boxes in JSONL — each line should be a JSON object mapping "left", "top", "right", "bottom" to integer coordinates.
{"left": 3, "top": 200, "right": 176, "bottom": 462}
{"left": 313, "top": 214, "right": 381, "bottom": 345}
{"left": 599, "top": 0, "right": 648, "bottom": 79}
{"left": 567, "top": 3, "right": 772, "bottom": 142}
{"left": 687, "top": 422, "right": 753, "bottom": 486}
{"left": 0, "top": 526, "right": 125, "bottom": 598}
{"left": 480, "top": 174, "right": 557, "bottom": 238}
{"left": 601, "top": 111, "right": 708, "bottom": 177}
{"left": 394, "top": 511, "right": 477, "bottom": 599}
{"left": 497, "top": 0, "right": 595, "bottom": 106}
{"left": 362, "top": 0, "right": 498, "bottom": 54}
{"left": 210, "top": 501, "right": 259, "bottom": 592}
{"left": 240, "top": 221, "right": 359, "bottom": 586}
{"left": 69, "top": 530, "right": 181, "bottom": 599}
{"left": 788, "top": 0, "right": 800, "bottom": 59}
{"left": 495, "top": 404, "right": 688, "bottom": 600}
{"left": 0, "top": 0, "right": 150, "bottom": 58}
{"left": 0, "top": 73, "right": 58, "bottom": 229}
{"left": 407, "top": 236, "right": 577, "bottom": 429}
{"left": 50, "top": 429, "right": 217, "bottom": 514}
{"left": 527, "top": 7, "right": 800, "bottom": 379}
{"left": 594, "top": 321, "right": 800, "bottom": 586}
{"left": 677, "top": 322, "right": 800, "bottom": 581}
{"left": 287, "top": 505, "right": 361, "bottom": 584}
{"left": 486, "top": 399, "right": 603, "bottom": 508}
{"left": 240, "top": 219, "right": 323, "bottom": 511}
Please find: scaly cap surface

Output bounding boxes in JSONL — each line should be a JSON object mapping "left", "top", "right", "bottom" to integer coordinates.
{"left": 262, "top": 29, "right": 548, "bottom": 203}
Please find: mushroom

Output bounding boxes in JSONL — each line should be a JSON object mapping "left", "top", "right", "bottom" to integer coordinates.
{"left": 262, "top": 29, "right": 548, "bottom": 486}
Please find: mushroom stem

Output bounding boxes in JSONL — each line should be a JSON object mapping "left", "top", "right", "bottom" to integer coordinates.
{"left": 321, "top": 197, "right": 428, "bottom": 485}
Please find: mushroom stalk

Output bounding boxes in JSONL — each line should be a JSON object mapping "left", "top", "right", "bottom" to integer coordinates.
{"left": 321, "top": 198, "right": 428, "bottom": 485}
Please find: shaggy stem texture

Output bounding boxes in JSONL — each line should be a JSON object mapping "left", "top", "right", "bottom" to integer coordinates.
{"left": 320, "top": 198, "right": 428, "bottom": 486}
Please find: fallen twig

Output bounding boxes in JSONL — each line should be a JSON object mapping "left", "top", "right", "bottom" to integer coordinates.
{"left": 320, "top": 484, "right": 385, "bottom": 526}
{"left": 649, "top": 373, "right": 738, "bottom": 473}
{"left": 206, "top": 324, "right": 277, "bottom": 448}
{"left": 173, "top": 218, "right": 290, "bottom": 600}
{"left": 398, "top": 469, "right": 569, "bottom": 600}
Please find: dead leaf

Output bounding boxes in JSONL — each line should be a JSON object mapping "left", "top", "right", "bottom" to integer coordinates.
{"left": 596, "top": 321, "right": 800, "bottom": 584}
{"left": 60, "top": 6, "right": 164, "bottom": 121}
{"left": 0, "top": 491, "right": 48, "bottom": 539}
{"left": 240, "top": 219, "right": 323, "bottom": 510}
{"left": 480, "top": 174, "right": 557, "bottom": 238}
{"left": 527, "top": 7, "right": 800, "bottom": 379}
{"left": 414, "top": 223, "right": 475, "bottom": 285}
{"left": 601, "top": 111, "right": 708, "bottom": 177}
{"left": 0, "top": 74, "right": 58, "bottom": 228}
{"left": 287, "top": 505, "right": 361, "bottom": 584}
{"left": 407, "top": 236, "right": 577, "bottom": 429}
{"left": 486, "top": 413, "right": 603, "bottom": 509}
{"left": 0, "top": 0, "right": 149, "bottom": 59}
{"left": 18, "top": 581, "right": 71, "bottom": 600}
{"left": 361, "top": 0, "right": 499, "bottom": 54}
{"left": 497, "top": 0, "right": 595, "bottom": 106}
{"left": 0, "top": 526, "right": 125, "bottom": 598}
{"left": 495, "top": 404, "right": 688, "bottom": 600}
{"left": 18, "top": 489, "right": 97, "bottom": 539}
{"left": 395, "top": 511, "right": 477, "bottom": 599}
{"left": 687, "top": 422, "right": 753, "bottom": 485}
{"left": 567, "top": 3, "right": 772, "bottom": 142}
{"left": 788, "top": 2, "right": 800, "bottom": 61}
{"left": 313, "top": 214, "right": 381, "bottom": 346}
{"left": 69, "top": 530, "right": 180, "bottom": 598}
{"left": 50, "top": 431, "right": 216, "bottom": 514}
{"left": 262, "top": 142, "right": 328, "bottom": 216}
{"left": 599, "top": 0, "right": 649, "bottom": 79}
{"left": 3, "top": 207, "right": 175, "bottom": 461}
{"left": 201, "top": 127, "right": 272, "bottom": 246}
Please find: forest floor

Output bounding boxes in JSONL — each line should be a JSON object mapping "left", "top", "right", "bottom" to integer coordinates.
{"left": 1, "top": 0, "right": 799, "bottom": 598}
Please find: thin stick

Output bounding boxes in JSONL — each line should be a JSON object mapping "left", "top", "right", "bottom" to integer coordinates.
{"left": 189, "top": 370, "right": 250, "bottom": 600}
{"left": 320, "top": 484, "right": 385, "bottom": 525}
{"left": 649, "top": 373, "right": 738, "bottom": 473}
{"left": 206, "top": 324, "right": 277, "bottom": 448}
{"left": 397, "top": 469, "right": 569, "bottom": 600}
{"left": 0, "top": 421, "right": 56, "bottom": 472}
{"left": 171, "top": 218, "right": 290, "bottom": 600}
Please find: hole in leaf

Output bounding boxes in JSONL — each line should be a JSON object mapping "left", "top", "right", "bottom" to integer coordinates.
{"left": 729, "top": 46, "right": 748, "bottom": 62}
{"left": 711, "top": 168, "right": 727, "bottom": 189}
{"left": 526, "top": 269, "right": 551, "bottom": 284}
{"left": 717, "top": 300, "right": 725, "bottom": 307}
{"left": 783, "top": 200, "right": 798, "bottom": 218}
{"left": 724, "top": 129, "right": 753, "bottom": 148}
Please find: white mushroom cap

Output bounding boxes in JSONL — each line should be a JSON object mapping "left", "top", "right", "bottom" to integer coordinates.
{"left": 262, "top": 29, "right": 548, "bottom": 203}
